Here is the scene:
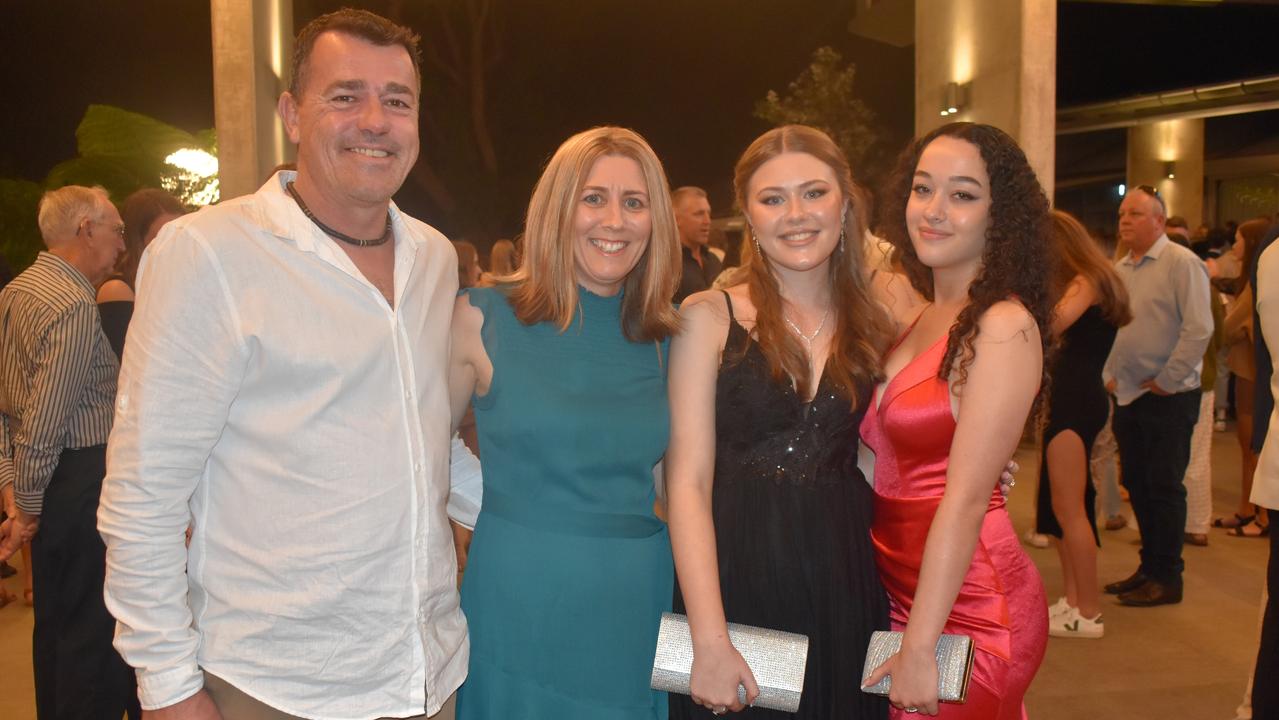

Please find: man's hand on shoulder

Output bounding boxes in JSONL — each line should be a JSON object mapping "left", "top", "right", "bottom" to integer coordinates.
{"left": 144, "top": 690, "right": 223, "bottom": 720}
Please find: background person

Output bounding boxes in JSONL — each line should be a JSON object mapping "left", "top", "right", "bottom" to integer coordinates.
{"left": 1037, "top": 209, "right": 1131, "bottom": 638}
{"left": 96, "top": 188, "right": 186, "bottom": 361}
{"left": 0, "top": 184, "right": 134, "bottom": 720}
{"left": 1218, "top": 218, "right": 1273, "bottom": 537}
{"left": 1102, "top": 185, "right": 1213, "bottom": 607}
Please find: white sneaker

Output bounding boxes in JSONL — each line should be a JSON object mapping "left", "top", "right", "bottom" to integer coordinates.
{"left": 1023, "top": 528, "right": 1050, "bottom": 548}
{"left": 1048, "top": 596, "right": 1073, "bottom": 619}
{"left": 1049, "top": 606, "right": 1104, "bottom": 639}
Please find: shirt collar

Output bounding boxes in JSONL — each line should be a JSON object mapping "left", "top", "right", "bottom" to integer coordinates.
{"left": 251, "top": 170, "right": 420, "bottom": 254}
{"left": 35, "top": 251, "right": 96, "bottom": 300}
{"left": 1123, "top": 233, "right": 1171, "bottom": 266}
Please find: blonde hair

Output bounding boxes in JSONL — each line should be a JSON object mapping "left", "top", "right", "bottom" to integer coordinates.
{"left": 508, "top": 127, "right": 680, "bottom": 342}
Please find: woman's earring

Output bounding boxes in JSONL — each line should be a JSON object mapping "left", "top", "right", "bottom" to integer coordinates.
{"left": 839, "top": 226, "right": 847, "bottom": 254}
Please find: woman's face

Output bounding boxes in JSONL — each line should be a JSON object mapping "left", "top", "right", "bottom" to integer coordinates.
{"left": 571, "top": 154, "right": 652, "bottom": 296}
{"left": 904, "top": 135, "right": 992, "bottom": 273}
{"left": 745, "top": 151, "right": 845, "bottom": 275}
{"left": 144, "top": 212, "right": 183, "bottom": 247}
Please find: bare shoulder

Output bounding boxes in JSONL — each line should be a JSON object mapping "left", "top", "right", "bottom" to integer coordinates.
{"left": 976, "top": 300, "right": 1040, "bottom": 345}
{"left": 677, "top": 288, "right": 733, "bottom": 331}
{"left": 96, "top": 279, "right": 135, "bottom": 303}
{"left": 451, "top": 291, "right": 485, "bottom": 337}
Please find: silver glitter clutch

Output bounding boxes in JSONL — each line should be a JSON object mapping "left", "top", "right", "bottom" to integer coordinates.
{"left": 650, "top": 612, "right": 809, "bottom": 713}
{"left": 860, "top": 630, "right": 975, "bottom": 703}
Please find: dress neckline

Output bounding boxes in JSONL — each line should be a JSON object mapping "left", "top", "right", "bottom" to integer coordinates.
{"left": 874, "top": 316, "right": 949, "bottom": 414}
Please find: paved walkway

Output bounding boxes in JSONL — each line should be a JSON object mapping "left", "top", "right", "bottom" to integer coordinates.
{"left": 0, "top": 427, "right": 1267, "bottom": 719}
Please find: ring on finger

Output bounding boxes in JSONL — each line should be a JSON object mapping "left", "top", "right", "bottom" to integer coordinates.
{"left": 712, "top": 706, "right": 727, "bottom": 716}
{"left": 905, "top": 707, "right": 919, "bottom": 714}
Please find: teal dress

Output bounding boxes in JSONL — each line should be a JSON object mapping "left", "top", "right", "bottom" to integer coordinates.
{"left": 456, "top": 286, "right": 672, "bottom": 720}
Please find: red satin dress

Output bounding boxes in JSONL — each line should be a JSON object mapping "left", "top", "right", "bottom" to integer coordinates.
{"left": 859, "top": 332, "right": 1048, "bottom": 720}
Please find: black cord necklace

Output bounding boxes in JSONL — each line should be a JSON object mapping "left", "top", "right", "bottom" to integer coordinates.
{"left": 286, "top": 181, "right": 392, "bottom": 248}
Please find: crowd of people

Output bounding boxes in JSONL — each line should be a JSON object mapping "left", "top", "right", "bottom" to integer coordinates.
{"left": 0, "top": 7, "right": 1276, "bottom": 720}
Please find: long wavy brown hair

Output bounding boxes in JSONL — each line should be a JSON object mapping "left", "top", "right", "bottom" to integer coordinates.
{"left": 1050, "top": 210, "right": 1132, "bottom": 328}
{"left": 1238, "top": 217, "right": 1272, "bottom": 293}
{"left": 878, "top": 122, "right": 1054, "bottom": 396}
{"left": 734, "top": 125, "right": 893, "bottom": 406}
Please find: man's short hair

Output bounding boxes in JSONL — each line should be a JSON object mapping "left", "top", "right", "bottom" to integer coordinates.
{"left": 289, "top": 8, "right": 422, "bottom": 97}
{"left": 37, "top": 186, "right": 111, "bottom": 244}
{"left": 671, "top": 186, "right": 708, "bottom": 209}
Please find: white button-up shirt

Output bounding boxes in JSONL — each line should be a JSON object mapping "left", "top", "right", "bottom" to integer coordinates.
{"left": 1254, "top": 240, "right": 1279, "bottom": 510}
{"left": 98, "top": 173, "right": 467, "bottom": 720}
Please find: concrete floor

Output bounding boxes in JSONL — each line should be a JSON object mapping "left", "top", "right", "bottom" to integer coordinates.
{"left": 0, "top": 427, "right": 1268, "bottom": 719}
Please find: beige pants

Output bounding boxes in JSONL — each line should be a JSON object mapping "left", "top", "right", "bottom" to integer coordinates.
{"left": 203, "top": 673, "right": 456, "bottom": 720}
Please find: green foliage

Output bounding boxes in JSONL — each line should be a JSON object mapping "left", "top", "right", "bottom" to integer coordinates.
{"left": 0, "top": 105, "right": 215, "bottom": 273}
{"left": 0, "top": 179, "right": 45, "bottom": 271}
{"left": 754, "top": 46, "right": 879, "bottom": 171}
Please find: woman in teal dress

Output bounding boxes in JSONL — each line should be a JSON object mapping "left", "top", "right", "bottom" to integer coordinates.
{"left": 447, "top": 126, "right": 682, "bottom": 719}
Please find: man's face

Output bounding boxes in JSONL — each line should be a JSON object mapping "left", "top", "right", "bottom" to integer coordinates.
{"left": 84, "top": 201, "right": 126, "bottom": 282}
{"left": 674, "top": 194, "right": 711, "bottom": 248}
{"left": 1117, "top": 190, "right": 1165, "bottom": 254}
{"left": 280, "top": 32, "right": 420, "bottom": 210}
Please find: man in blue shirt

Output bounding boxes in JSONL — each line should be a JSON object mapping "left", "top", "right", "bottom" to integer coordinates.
{"left": 1101, "top": 185, "right": 1213, "bottom": 607}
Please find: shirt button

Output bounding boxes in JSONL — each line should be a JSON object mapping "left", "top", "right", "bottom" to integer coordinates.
{"left": 414, "top": 462, "right": 422, "bottom": 473}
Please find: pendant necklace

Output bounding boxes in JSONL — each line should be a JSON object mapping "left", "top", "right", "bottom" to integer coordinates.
{"left": 286, "top": 181, "right": 392, "bottom": 247}
{"left": 783, "top": 307, "right": 830, "bottom": 350}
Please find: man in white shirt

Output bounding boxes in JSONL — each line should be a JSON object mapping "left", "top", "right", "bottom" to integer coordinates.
{"left": 1250, "top": 225, "right": 1279, "bottom": 720}
{"left": 98, "top": 9, "right": 466, "bottom": 720}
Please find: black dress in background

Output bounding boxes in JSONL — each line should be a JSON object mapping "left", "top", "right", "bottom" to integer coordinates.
{"left": 98, "top": 300, "right": 133, "bottom": 363}
{"left": 671, "top": 294, "right": 889, "bottom": 720}
{"left": 1036, "top": 305, "right": 1120, "bottom": 542}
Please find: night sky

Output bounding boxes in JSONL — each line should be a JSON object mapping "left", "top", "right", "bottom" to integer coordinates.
{"left": 2, "top": 0, "right": 1277, "bottom": 238}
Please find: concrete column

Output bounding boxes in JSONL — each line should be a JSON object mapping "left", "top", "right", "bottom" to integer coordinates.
{"left": 1127, "top": 119, "right": 1205, "bottom": 229}
{"left": 914, "top": 0, "right": 1056, "bottom": 198}
{"left": 211, "top": 0, "right": 293, "bottom": 201}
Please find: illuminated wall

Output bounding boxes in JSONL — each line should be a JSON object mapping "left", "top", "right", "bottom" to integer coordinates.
{"left": 211, "top": 0, "right": 293, "bottom": 201}
{"left": 914, "top": 0, "right": 1056, "bottom": 197}
{"left": 1127, "top": 119, "right": 1205, "bottom": 229}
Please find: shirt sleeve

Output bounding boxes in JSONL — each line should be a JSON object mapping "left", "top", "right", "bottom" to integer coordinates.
{"left": 12, "top": 303, "right": 100, "bottom": 514}
{"left": 446, "top": 434, "right": 483, "bottom": 530}
{"left": 98, "top": 227, "right": 249, "bottom": 710}
{"left": 0, "top": 413, "right": 13, "bottom": 496}
{"left": 1153, "top": 256, "right": 1214, "bottom": 392}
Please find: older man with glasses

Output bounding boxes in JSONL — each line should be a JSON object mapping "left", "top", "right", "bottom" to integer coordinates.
{"left": 1101, "top": 185, "right": 1214, "bottom": 607}
{"left": 0, "top": 184, "right": 135, "bottom": 719}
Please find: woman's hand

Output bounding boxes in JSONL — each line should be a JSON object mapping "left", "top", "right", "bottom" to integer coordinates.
{"left": 862, "top": 645, "right": 940, "bottom": 716}
{"left": 689, "top": 640, "right": 760, "bottom": 714}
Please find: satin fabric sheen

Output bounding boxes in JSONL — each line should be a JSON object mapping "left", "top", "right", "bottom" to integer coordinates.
{"left": 860, "top": 334, "right": 1047, "bottom": 719}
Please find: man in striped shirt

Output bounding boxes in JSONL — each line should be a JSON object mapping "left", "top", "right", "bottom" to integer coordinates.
{"left": 0, "top": 185, "right": 136, "bottom": 719}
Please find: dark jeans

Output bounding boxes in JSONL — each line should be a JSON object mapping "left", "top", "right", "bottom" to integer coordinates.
{"left": 31, "top": 446, "right": 140, "bottom": 720}
{"left": 1255, "top": 507, "right": 1279, "bottom": 720}
{"left": 1112, "top": 390, "right": 1199, "bottom": 585}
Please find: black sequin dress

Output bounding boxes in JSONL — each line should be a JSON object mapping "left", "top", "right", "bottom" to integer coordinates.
{"left": 671, "top": 294, "right": 889, "bottom": 720}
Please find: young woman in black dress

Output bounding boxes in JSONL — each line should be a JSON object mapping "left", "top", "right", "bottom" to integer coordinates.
{"left": 1037, "top": 210, "right": 1131, "bottom": 638}
{"left": 666, "top": 125, "right": 893, "bottom": 719}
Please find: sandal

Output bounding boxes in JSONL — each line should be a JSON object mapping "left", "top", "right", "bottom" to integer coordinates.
{"left": 1213, "top": 513, "right": 1256, "bottom": 529}
{"left": 1230, "top": 520, "right": 1270, "bottom": 538}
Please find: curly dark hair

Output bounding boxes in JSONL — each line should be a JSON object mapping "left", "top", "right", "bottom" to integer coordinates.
{"left": 876, "top": 122, "right": 1054, "bottom": 400}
